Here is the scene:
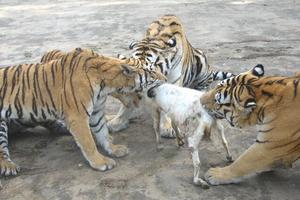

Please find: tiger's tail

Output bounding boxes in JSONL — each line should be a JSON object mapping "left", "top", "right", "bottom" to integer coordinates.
{"left": 190, "top": 70, "right": 235, "bottom": 91}
{"left": 212, "top": 70, "right": 235, "bottom": 81}
{"left": 0, "top": 121, "right": 10, "bottom": 162}
{"left": 0, "top": 120, "right": 20, "bottom": 176}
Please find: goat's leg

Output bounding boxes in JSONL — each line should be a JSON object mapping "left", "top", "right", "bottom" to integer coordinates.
{"left": 187, "top": 120, "right": 209, "bottom": 188}
{"left": 171, "top": 121, "right": 185, "bottom": 147}
{"left": 151, "top": 108, "right": 163, "bottom": 150}
{"left": 216, "top": 120, "right": 233, "bottom": 162}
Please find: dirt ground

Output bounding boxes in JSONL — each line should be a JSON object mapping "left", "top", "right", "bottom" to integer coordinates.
{"left": 0, "top": 0, "right": 300, "bottom": 199}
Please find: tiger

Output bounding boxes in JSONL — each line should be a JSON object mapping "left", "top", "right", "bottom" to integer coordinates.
{"left": 200, "top": 64, "right": 300, "bottom": 185}
{"left": 0, "top": 48, "right": 166, "bottom": 179}
{"left": 3, "top": 50, "right": 155, "bottom": 140}
{"left": 108, "top": 15, "right": 234, "bottom": 138}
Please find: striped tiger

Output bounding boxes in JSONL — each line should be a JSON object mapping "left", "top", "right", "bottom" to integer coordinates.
{"left": 108, "top": 15, "right": 234, "bottom": 138}
{"left": 0, "top": 48, "right": 166, "bottom": 178}
{"left": 201, "top": 64, "right": 300, "bottom": 185}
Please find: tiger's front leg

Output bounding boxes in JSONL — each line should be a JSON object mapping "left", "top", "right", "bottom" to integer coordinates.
{"left": 204, "top": 143, "right": 277, "bottom": 185}
{"left": 66, "top": 117, "right": 116, "bottom": 171}
{"left": 0, "top": 121, "right": 20, "bottom": 176}
{"left": 90, "top": 105, "right": 129, "bottom": 158}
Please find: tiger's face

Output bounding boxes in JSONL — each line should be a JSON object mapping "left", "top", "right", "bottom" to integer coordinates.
{"left": 129, "top": 15, "right": 185, "bottom": 71}
{"left": 68, "top": 49, "right": 166, "bottom": 95}
{"left": 201, "top": 64, "right": 265, "bottom": 127}
{"left": 132, "top": 66, "right": 167, "bottom": 93}
{"left": 106, "top": 62, "right": 166, "bottom": 95}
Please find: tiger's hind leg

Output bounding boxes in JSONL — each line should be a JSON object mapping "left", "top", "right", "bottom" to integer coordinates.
{"left": 0, "top": 121, "right": 20, "bottom": 176}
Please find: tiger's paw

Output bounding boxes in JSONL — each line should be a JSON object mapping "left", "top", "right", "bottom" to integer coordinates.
{"left": 204, "top": 167, "right": 238, "bottom": 185}
{"left": 107, "top": 117, "right": 129, "bottom": 133}
{"left": 109, "top": 144, "right": 129, "bottom": 158}
{"left": 90, "top": 156, "right": 116, "bottom": 172}
{"left": 0, "top": 159, "right": 20, "bottom": 176}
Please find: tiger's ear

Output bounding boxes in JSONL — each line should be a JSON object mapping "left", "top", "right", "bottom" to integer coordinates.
{"left": 129, "top": 41, "right": 138, "bottom": 50}
{"left": 251, "top": 64, "right": 264, "bottom": 77}
{"left": 121, "top": 64, "right": 135, "bottom": 77}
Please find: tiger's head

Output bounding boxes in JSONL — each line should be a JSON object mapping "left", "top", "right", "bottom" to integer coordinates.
{"left": 62, "top": 48, "right": 167, "bottom": 95}
{"left": 201, "top": 64, "right": 265, "bottom": 128}
{"left": 125, "top": 15, "right": 188, "bottom": 73}
{"left": 117, "top": 62, "right": 167, "bottom": 94}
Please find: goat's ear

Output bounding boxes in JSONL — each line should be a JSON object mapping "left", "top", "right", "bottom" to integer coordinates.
{"left": 251, "top": 64, "right": 264, "bottom": 77}
{"left": 129, "top": 41, "right": 138, "bottom": 50}
{"left": 121, "top": 64, "right": 135, "bottom": 77}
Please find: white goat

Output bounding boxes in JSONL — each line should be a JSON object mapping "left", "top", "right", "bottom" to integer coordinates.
{"left": 146, "top": 83, "right": 232, "bottom": 188}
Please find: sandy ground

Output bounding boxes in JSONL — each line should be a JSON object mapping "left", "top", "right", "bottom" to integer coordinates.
{"left": 0, "top": 0, "right": 300, "bottom": 199}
